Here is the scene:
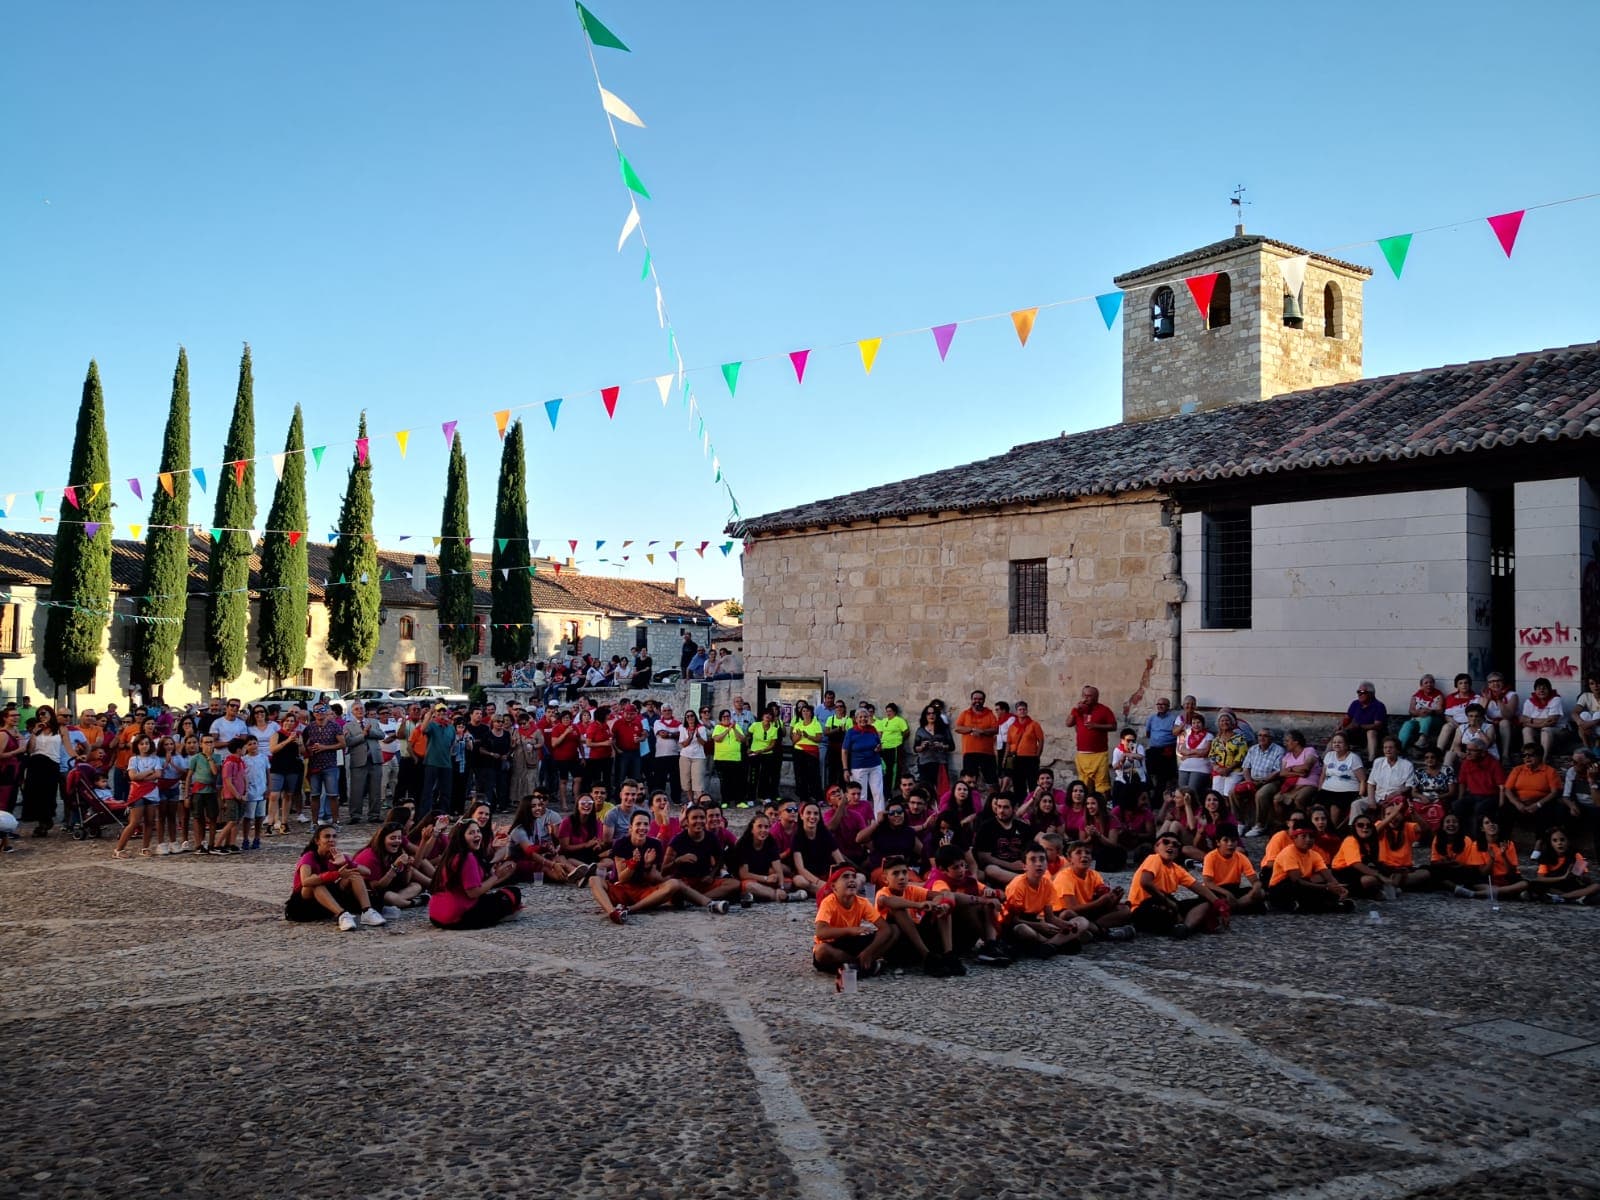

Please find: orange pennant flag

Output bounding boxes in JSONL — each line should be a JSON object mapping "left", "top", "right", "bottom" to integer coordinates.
{"left": 159, "top": 472, "right": 174, "bottom": 497}
{"left": 232, "top": 460, "right": 247, "bottom": 487}
{"left": 494, "top": 410, "right": 511, "bottom": 439}
{"left": 1011, "top": 307, "right": 1039, "bottom": 347}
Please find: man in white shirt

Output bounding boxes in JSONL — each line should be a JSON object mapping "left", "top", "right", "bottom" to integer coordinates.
{"left": 1356, "top": 735, "right": 1416, "bottom": 819}
{"left": 653, "top": 704, "right": 683, "bottom": 803}
{"left": 210, "top": 699, "right": 249, "bottom": 745}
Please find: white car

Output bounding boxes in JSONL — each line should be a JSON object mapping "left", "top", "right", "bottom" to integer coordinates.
{"left": 341, "top": 688, "right": 411, "bottom": 708}
{"left": 246, "top": 686, "right": 343, "bottom": 712}
{"left": 405, "top": 685, "right": 471, "bottom": 707}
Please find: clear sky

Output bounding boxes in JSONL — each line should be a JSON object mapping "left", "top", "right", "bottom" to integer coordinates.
{"left": 4, "top": 1, "right": 1598, "bottom": 605}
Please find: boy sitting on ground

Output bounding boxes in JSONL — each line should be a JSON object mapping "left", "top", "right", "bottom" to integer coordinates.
{"left": 1128, "top": 832, "right": 1228, "bottom": 939}
{"left": 1052, "top": 840, "right": 1136, "bottom": 940}
{"left": 874, "top": 855, "right": 963, "bottom": 977}
{"left": 813, "top": 867, "right": 896, "bottom": 977}
{"left": 1001, "top": 846, "right": 1092, "bottom": 957}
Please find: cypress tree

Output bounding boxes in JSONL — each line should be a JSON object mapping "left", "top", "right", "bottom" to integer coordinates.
{"left": 489, "top": 419, "right": 532, "bottom": 663}
{"left": 205, "top": 345, "right": 257, "bottom": 684}
{"left": 132, "top": 348, "right": 193, "bottom": 690}
{"left": 326, "top": 412, "right": 380, "bottom": 677}
{"left": 257, "top": 405, "right": 309, "bottom": 682}
{"left": 44, "top": 361, "right": 114, "bottom": 694}
{"left": 437, "top": 431, "right": 477, "bottom": 664}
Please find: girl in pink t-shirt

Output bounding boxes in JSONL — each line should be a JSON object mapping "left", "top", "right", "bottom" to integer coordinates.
{"left": 286, "top": 826, "right": 386, "bottom": 931}
{"left": 428, "top": 819, "right": 522, "bottom": 929}
{"left": 352, "top": 822, "right": 424, "bottom": 911}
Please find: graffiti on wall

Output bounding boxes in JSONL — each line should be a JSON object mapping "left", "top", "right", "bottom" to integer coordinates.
{"left": 1518, "top": 623, "right": 1579, "bottom": 679}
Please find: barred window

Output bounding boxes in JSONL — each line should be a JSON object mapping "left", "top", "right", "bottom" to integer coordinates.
{"left": 1008, "top": 559, "right": 1048, "bottom": 635}
{"left": 1202, "top": 511, "right": 1252, "bottom": 629}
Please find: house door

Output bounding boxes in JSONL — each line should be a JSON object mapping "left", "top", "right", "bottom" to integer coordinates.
{"left": 403, "top": 663, "right": 423, "bottom": 691}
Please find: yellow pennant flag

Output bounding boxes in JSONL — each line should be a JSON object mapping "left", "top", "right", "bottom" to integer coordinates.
{"left": 432, "top": 536, "right": 442, "bottom": 548}
{"left": 600, "top": 87, "right": 645, "bottom": 128}
{"left": 91, "top": 481, "right": 106, "bottom": 500}
{"left": 129, "top": 524, "right": 143, "bottom": 540}
{"left": 646, "top": 553, "right": 655, "bottom": 564}
{"left": 158, "top": 472, "right": 174, "bottom": 497}
{"left": 1011, "top": 307, "right": 1039, "bottom": 347}
{"left": 858, "top": 337, "right": 882, "bottom": 374}
{"left": 395, "top": 430, "right": 410, "bottom": 458}
{"left": 494, "top": 409, "right": 511, "bottom": 439}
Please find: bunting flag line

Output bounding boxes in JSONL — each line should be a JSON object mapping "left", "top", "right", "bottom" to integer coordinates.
{"left": 1011, "top": 308, "right": 1038, "bottom": 347}
{"left": 858, "top": 337, "right": 882, "bottom": 374}
{"left": 1487, "top": 209, "right": 1525, "bottom": 257}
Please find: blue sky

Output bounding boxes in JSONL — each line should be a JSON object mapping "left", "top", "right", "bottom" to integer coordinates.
{"left": 4, "top": 0, "right": 1597, "bottom": 603}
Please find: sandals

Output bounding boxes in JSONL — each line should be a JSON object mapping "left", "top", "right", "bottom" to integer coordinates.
{"left": 112, "top": 849, "right": 131, "bottom": 860}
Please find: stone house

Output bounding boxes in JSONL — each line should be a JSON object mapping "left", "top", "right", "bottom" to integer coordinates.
{"left": 0, "top": 532, "right": 711, "bottom": 706}
{"left": 737, "top": 228, "right": 1600, "bottom": 751}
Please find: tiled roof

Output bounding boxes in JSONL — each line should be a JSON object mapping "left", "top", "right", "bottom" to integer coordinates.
{"left": 0, "top": 532, "right": 710, "bottom": 622}
{"left": 739, "top": 340, "right": 1600, "bottom": 535}
{"left": 1113, "top": 234, "right": 1373, "bottom": 285}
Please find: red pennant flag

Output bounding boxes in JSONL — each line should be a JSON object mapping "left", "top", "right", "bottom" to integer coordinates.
{"left": 287, "top": 530, "right": 302, "bottom": 547}
{"left": 1184, "top": 273, "right": 1219, "bottom": 319}
{"left": 789, "top": 349, "right": 810, "bottom": 384}
{"left": 601, "top": 386, "right": 620, "bottom": 418}
{"left": 232, "top": 460, "right": 247, "bottom": 487}
{"left": 1487, "top": 210, "right": 1525, "bottom": 258}
{"left": 568, "top": 539, "right": 578, "bottom": 553}
{"left": 553, "top": 563, "right": 562, "bottom": 576}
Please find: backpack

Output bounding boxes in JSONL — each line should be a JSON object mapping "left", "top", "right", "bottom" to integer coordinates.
{"left": 409, "top": 720, "right": 432, "bottom": 759}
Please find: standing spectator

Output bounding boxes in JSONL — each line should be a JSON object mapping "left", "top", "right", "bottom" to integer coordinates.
{"left": 912, "top": 706, "right": 952, "bottom": 793}
{"left": 1339, "top": 683, "right": 1388, "bottom": 761}
{"left": 630, "top": 648, "right": 654, "bottom": 689}
{"left": 843, "top": 709, "right": 885, "bottom": 815}
{"left": 580, "top": 705, "right": 614, "bottom": 795}
{"left": 711, "top": 709, "right": 748, "bottom": 808}
{"left": 679, "top": 629, "right": 698, "bottom": 677}
{"left": 953, "top": 691, "right": 1000, "bottom": 786}
{"left": 678, "top": 709, "right": 710, "bottom": 801}
{"left": 788, "top": 701, "right": 823, "bottom": 806}
{"left": 824, "top": 699, "right": 852, "bottom": 791}
{"left": 1142, "top": 697, "right": 1179, "bottom": 797}
{"left": 1068, "top": 686, "right": 1117, "bottom": 796}
{"left": 747, "top": 708, "right": 783, "bottom": 804}
{"left": 652, "top": 703, "right": 683, "bottom": 804}
{"left": 23, "top": 706, "right": 71, "bottom": 836}
{"left": 1176, "top": 714, "right": 1214, "bottom": 798}
{"left": 1006, "top": 702, "right": 1045, "bottom": 793}
{"left": 876, "top": 703, "right": 911, "bottom": 794}
{"left": 343, "top": 702, "right": 382, "bottom": 823}
{"left": 612, "top": 703, "right": 644, "bottom": 788}
{"left": 303, "top": 707, "right": 344, "bottom": 825}
{"left": 210, "top": 698, "right": 249, "bottom": 746}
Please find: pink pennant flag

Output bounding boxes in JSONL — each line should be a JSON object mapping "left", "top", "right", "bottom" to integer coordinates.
{"left": 789, "top": 349, "right": 810, "bottom": 384}
{"left": 931, "top": 323, "right": 958, "bottom": 361}
{"left": 63, "top": 486, "right": 79, "bottom": 509}
{"left": 356, "top": 437, "right": 369, "bottom": 465}
{"left": 441, "top": 420, "right": 458, "bottom": 446}
{"left": 568, "top": 539, "right": 579, "bottom": 553}
{"left": 127, "top": 477, "right": 143, "bottom": 500}
{"left": 1487, "top": 209, "right": 1525, "bottom": 258}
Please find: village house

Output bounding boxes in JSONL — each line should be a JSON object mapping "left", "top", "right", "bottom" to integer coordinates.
{"left": 0, "top": 533, "right": 712, "bottom": 706}
{"left": 737, "top": 227, "right": 1600, "bottom": 740}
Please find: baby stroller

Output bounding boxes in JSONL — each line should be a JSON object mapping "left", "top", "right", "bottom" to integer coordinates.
{"left": 70, "top": 766, "right": 128, "bottom": 839}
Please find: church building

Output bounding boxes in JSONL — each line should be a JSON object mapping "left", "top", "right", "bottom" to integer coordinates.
{"left": 736, "top": 228, "right": 1600, "bottom": 733}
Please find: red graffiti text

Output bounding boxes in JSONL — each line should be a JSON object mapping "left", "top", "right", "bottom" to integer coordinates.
{"left": 1518, "top": 624, "right": 1573, "bottom": 645}
{"left": 1518, "top": 652, "right": 1579, "bottom": 678}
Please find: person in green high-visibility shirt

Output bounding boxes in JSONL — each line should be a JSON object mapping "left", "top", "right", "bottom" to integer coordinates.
{"left": 876, "top": 702, "right": 910, "bottom": 798}
{"left": 747, "top": 708, "right": 783, "bottom": 805}
{"left": 711, "top": 709, "right": 748, "bottom": 809}
{"left": 824, "top": 700, "right": 852, "bottom": 793}
{"left": 790, "top": 700, "right": 824, "bottom": 805}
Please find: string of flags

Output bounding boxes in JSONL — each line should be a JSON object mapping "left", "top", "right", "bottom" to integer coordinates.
{"left": 0, "top": 592, "right": 182, "bottom": 624}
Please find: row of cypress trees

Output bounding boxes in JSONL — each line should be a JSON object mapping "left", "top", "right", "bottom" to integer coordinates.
{"left": 39, "top": 352, "right": 535, "bottom": 702}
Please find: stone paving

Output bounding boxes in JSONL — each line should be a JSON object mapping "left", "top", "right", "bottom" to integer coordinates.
{"left": 3, "top": 831, "right": 1599, "bottom": 1200}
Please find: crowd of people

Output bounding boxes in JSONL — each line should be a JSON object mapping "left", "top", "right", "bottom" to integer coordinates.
{"left": 494, "top": 630, "right": 744, "bottom": 700}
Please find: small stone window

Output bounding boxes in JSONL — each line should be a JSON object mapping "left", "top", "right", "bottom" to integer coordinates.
{"left": 1151, "top": 287, "right": 1176, "bottom": 340}
{"left": 1323, "top": 282, "right": 1343, "bottom": 338}
{"left": 397, "top": 614, "right": 415, "bottom": 641}
{"left": 299, "top": 668, "right": 314, "bottom": 686}
{"left": 1209, "top": 273, "right": 1232, "bottom": 329}
{"left": 1008, "top": 559, "right": 1048, "bottom": 635}
{"left": 1202, "top": 511, "right": 1251, "bottom": 630}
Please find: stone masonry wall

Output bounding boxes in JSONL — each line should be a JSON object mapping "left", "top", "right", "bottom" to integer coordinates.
{"left": 741, "top": 492, "right": 1181, "bottom": 772}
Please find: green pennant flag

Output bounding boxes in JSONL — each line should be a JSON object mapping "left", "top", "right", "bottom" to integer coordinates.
{"left": 721, "top": 361, "right": 741, "bottom": 397}
{"left": 576, "top": 2, "right": 630, "bottom": 51}
{"left": 640, "top": 249, "right": 652, "bottom": 281}
{"left": 618, "top": 151, "right": 651, "bottom": 199}
{"left": 210, "top": 528, "right": 223, "bottom": 543}
{"left": 34, "top": 490, "right": 44, "bottom": 513}
{"left": 311, "top": 445, "right": 327, "bottom": 469}
{"left": 382, "top": 570, "right": 392, "bottom": 582}
{"left": 497, "top": 537, "right": 509, "bottom": 552}
{"left": 337, "top": 573, "right": 347, "bottom": 585}
{"left": 1377, "top": 233, "right": 1412, "bottom": 279}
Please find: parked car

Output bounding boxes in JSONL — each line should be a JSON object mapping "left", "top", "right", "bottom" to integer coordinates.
{"left": 405, "top": 685, "right": 471, "bottom": 707}
{"left": 246, "top": 686, "right": 343, "bottom": 712}
{"left": 341, "top": 687, "right": 411, "bottom": 707}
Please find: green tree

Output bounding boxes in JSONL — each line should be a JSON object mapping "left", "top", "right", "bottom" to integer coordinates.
{"left": 437, "top": 431, "right": 477, "bottom": 665}
{"left": 44, "top": 361, "right": 114, "bottom": 694}
{"left": 326, "top": 412, "right": 380, "bottom": 678}
{"left": 256, "top": 404, "right": 308, "bottom": 682}
{"left": 489, "top": 419, "right": 532, "bottom": 663}
{"left": 132, "top": 349, "right": 193, "bottom": 690}
{"left": 205, "top": 345, "right": 257, "bottom": 685}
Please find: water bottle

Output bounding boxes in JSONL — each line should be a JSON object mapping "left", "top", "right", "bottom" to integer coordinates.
{"left": 1367, "top": 908, "right": 1382, "bottom": 925}
{"left": 837, "top": 963, "right": 858, "bottom": 994}
{"left": 532, "top": 869, "right": 544, "bottom": 886}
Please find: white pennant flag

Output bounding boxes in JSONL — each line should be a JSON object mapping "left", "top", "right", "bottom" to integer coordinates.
{"left": 675, "top": 351, "right": 685, "bottom": 395}
{"left": 654, "top": 285, "right": 665, "bottom": 328}
{"left": 530, "top": 539, "right": 540, "bottom": 555}
{"left": 270, "top": 452, "right": 286, "bottom": 480}
{"left": 617, "top": 205, "right": 640, "bottom": 252}
{"left": 1278, "top": 253, "right": 1309, "bottom": 298}
{"left": 600, "top": 87, "right": 646, "bottom": 128}
{"left": 654, "top": 374, "right": 673, "bottom": 405}
{"left": 500, "top": 567, "right": 510, "bottom": 580}
{"left": 2, "top": 493, "right": 14, "bottom": 513}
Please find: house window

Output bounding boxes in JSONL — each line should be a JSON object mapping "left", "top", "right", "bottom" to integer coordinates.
{"left": 1202, "top": 511, "right": 1252, "bottom": 629}
{"left": 635, "top": 623, "right": 650, "bottom": 650}
{"left": 334, "top": 670, "right": 352, "bottom": 694}
{"left": 565, "top": 620, "right": 582, "bottom": 652}
{"left": 0, "top": 603, "right": 21, "bottom": 655}
{"left": 1208, "top": 273, "right": 1232, "bottom": 329}
{"left": 1323, "top": 282, "right": 1343, "bottom": 338}
{"left": 462, "top": 664, "right": 479, "bottom": 690}
{"left": 300, "top": 669, "right": 314, "bottom": 686}
{"left": 1008, "top": 559, "right": 1048, "bottom": 635}
{"left": 1151, "top": 286, "right": 1176, "bottom": 340}
{"left": 403, "top": 662, "right": 424, "bottom": 691}
{"left": 398, "top": 615, "right": 415, "bottom": 640}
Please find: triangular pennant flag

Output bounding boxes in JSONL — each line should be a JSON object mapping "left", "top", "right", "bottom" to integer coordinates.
{"left": 600, "top": 87, "right": 645, "bottom": 127}
{"left": 129, "top": 524, "right": 142, "bottom": 540}
{"left": 720, "top": 541, "right": 733, "bottom": 556}
{"left": 159, "top": 472, "right": 174, "bottom": 497}
{"left": 494, "top": 410, "right": 511, "bottom": 439}
{"left": 441, "top": 420, "right": 457, "bottom": 445}
{"left": 464, "top": 536, "right": 473, "bottom": 547}
{"left": 356, "top": 438, "right": 369, "bottom": 465}
{"left": 696, "top": 541, "right": 709, "bottom": 557}
{"left": 84, "top": 522, "right": 100, "bottom": 538}
{"left": 1487, "top": 210, "right": 1525, "bottom": 258}
{"left": 601, "top": 386, "right": 620, "bottom": 418}
{"left": 0, "top": 493, "right": 11, "bottom": 516}
{"left": 1277, "top": 254, "right": 1309, "bottom": 298}
{"left": 34, "top": 490, "right": 44, "bottom": 513}
{"left": 432, "top": 536, "right": 441, "bottom": 548}
{"left": 622, "top": 539, "right": 633, "bottom": 549}
{"left": 653, "top": 282, "right": 665, "bottom": 327}
{"left": 721, "top": 361, "right": 741, "bottom": 397}
{"left": 496, "top": 537, "right": 509, "bottom": 552}
{"left": 310, "top": 446, "right": 326, "bottom": 469}
{"left": 655, "top": 374, "right": 672, "bottom": 405}
{"left": 337, "top": 573, "right": 347, "bottom": 586}
{"left": 596, "top": 540, "right": 606, "bottom": 551}
{"left": 63, "top": 486, "right": 79, "bottom": 509}
{"left": 1377, "top": 233, "right": 1412, "bottom": 279}
{"left": 673, "top": 540, "right": 684, "bottom": 550}
{"left": 270, "top": 453, "right": 286, "bottom": 481}
{"left": 127, "top": 477, "right": 143, "bottom": 500}
{"left": 232, "top": 460, "right": 247, "bottom": 487}
{"left": 500, "top": 568, "right": 510, "bottom": 580}
{"left": 192, "top": 468, "right": 207, "bottom": 492}
{"left": 642, "top": 249, "right": 653, "bottom": 283}
{"left": 288, "top": 530, "right": 302, "bottom": 547}
{"left": 931, "top": 323, "right": 957, "bottom": 361}
{"left": 530, "top": 539, "right": 540, "bottom": 555}
{"left": 618, "top": 151, "right": 651, "bottom": 199}
{"left": 328, "top": 531, "right": 341, "bottom": 543}
{"left": 789, "top": 349, "right": 810, "bottom": 383}
{"left": 382, "top": 570, "right": 392, "bottom": 582}
{"left": 1184, "top": 273, "right": 1219, "bottom": 319}
{"left": 647, "top": 553, "right": 655, "bottom": 564}
{"left": 858, "top": 337, "right": 882, "bottom": 374}
{"left": 91, "top": 481, "right": 106, "bottom": 500}
{"left": 1011, "top": 308, "right": 1039, "bottom": 346}
{"left": 669, "top": 550, "right": 679, "bottom": 562}
{"left": 568, "top": 539, "right": 579, "bottom": 553}
{"left": 210, "top": 528, "right": 223, "bottom": 543}
{"left": 1096, "top": 292, "right": 1123, "bottom": 329}
{"left": 553, "top": 564, "right": 562, "bottom": 576}
{"left": 576, "top": 3, "right": 630, "bottom": 52}
{"left": 618, "top": 205, "right": 640, "bottom": 252}
{"left": 545, "top": 398, "right": 562, "bottom": 430}
{"left": 395, "top": 430, "right": 410, "bottom": 458}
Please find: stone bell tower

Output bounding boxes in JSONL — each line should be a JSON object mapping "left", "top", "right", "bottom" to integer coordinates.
{"left": 1114, "top": 228, "right": 1372, "bottom": 423}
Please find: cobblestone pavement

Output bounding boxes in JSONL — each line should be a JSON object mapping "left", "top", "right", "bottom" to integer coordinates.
{"left": 3, "top": 832, "right": 1598, "bottom": 1200}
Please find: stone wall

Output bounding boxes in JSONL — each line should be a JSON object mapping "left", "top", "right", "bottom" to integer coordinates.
{"left": 741, "top": 492, "right": 1182, "bottom": 769}
{"left": 1513, "top": 477, "right": 1599, "bottom": 697}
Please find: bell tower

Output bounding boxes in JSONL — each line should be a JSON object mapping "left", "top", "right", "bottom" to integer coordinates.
{"left": 1114, "top": 230, "right": 1372, "bottom": 424}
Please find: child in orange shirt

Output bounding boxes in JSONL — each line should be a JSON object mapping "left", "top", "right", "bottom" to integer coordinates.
{"left": 1053, "top": 841, "right": 1135, "bottom": 939}
{"left": 1129, "top": 832, "right": 1227, "bottom": 939}
{"left": 875, "top": 855, "right": 962, "bottom": 977}
{"left": 1001, "top": 847, "right": 1090, "bottom": 956}
{"left": 1266, "top": 826, "right": 1353, "bottom": 913}
{"left": 1330, "top": 813, "right": 1390, "bottom": 900}
{"left": 1374, "top": 799, "right": 1431, "bottom": 892}
{"left": 1530, "top": 828, "right": 1598, "bottom": 904}
{"left": 927, "top": 846, "right": 1010, "bottom": 965}
{"left": 1201, "top": 825, "right": 1264, "bottom": 914}
{"left": 1468, "top": 815, "right": 1527, "bottom": 901}
{"left": 1257, "top": 815, "right": 1310, "bottom": 887}
{"left": 1429, "top": 812, "right": 1487, "bottom": 897}
{"left": 813, "top": 867, "right": 897, "bottom": 974}
{"left": 1039, "top": 832, "right": 1070, "bottom": 880}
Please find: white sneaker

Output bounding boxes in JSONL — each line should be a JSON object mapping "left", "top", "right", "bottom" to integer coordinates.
{"left": 156, "top": 842, "right": 170, "bottom": 856}
{"left": 358, "top": 908, "right": 387, "bottom": 927}
{"left": 297, "top": 811, "right": 311, "bottom": 824}
{"left": 380, "top": 906, "right": 401, "bottom": 920}
{"left": 1243, "top": 825, "right": 1265, "bottom": 838}
{"left": 337, "top": 912, "right": 358, "bottom": 932}
{"left": 178, "top": 840, "right": 192, "bottom": 853}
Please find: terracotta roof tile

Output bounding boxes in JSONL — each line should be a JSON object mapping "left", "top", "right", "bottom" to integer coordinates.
{"left": 1113, "top": 233, "right": 1374, "bottom": 285}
